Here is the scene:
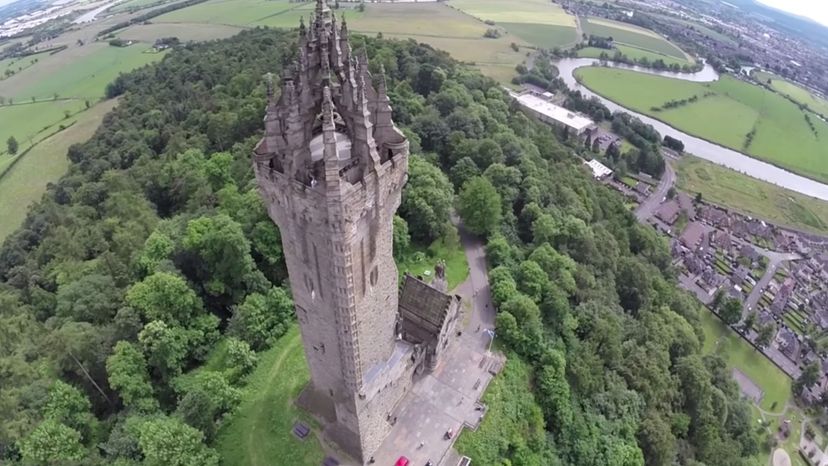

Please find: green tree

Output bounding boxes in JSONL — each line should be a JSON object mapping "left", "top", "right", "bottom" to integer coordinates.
{"left": 756, "top": 324, "right": 775, "bottom": 348}
{"left": 7, "top": 135, "right": 18, "bottom": 155}
{"left": 448, "top": 157, "right": 480, "bottom": 189}
{"left": 126, "top": 272, "right": 202, "bottom": 325}
{"left": 796, "top": 362, "right": 820, "bottom": 393}
{"left": 18, "top": 420, "right": 84, "bottom": 464}
{"left": 56, "top": 274, "right": 122, "bottom": 324}
{"left": 400, "top": 156, "right": 454, "bottom": 242}
{"left": 176, "top": 389, "right": 217, "bottom": 441}
{"left": 226, "top": 337, "right": 258, "bottom": 378}
{"left": 184, "top": 214, "right": 254, "bottom": 297}
{"left": 516, "top": 260, "right": 548, "bottom": 302}
{"left": 107, "top": 341, "right": 158, "bottom": 412}
{"left": 719, "top": 298, "right": 742, "bottom": 325}
{"left": 393, "top": 215, "right": 411, "bottom": 260}
{"left": 43, "top": 380, "right": 94, "bottom": 435}
{"left": 458, "top": 176, "right": 502, "bottom": 237}
{"left": 228, "top": 287, "right": 293, "bottom": 350}
{"left": 139, "top": 321, "right": 189, "bottom": 381}
{"left": 138, "top": 416, "right": 219, "bottom": 466}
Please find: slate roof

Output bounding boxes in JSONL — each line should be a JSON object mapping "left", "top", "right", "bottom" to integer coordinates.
{"left": 399, "top": 274, "right": 454, "bottom": 343}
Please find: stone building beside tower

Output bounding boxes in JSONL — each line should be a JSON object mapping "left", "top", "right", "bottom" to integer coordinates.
{"left": 251, "top": 0, "right": 461, "bottom": 462}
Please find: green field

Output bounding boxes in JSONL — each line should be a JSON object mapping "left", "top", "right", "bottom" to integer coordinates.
{"left": 156, "top": 0, "right": 342, "bottom": 28}
{"left": 0, "top": 50, "right": 51, "bottom": 78}
{"left": 577, "top": 43, "right": 690, "bottom": 66}
{"left": 215, "top": 327, "right": 325, "bottom": 466}
{"left": 700, "top": 307, "right": 791, "bottom": 411}
{"left": 0, "top": 99, "right": 119, "bottom": 242}
{"left": 449, "top": 0, "right": 578, "bottom": 48}
{"left": 677, "top": 156, "right": 828, "bottom": 235}
{"left": 0, "top": 100, "right": 87, "bottom": 156}
{"left": 754, "top": 70, "right": 828, "bottom": 117}
{"left": 119, "top": 22, "right": 244, "bottom": 42}
{"left": 575, "top": 67, "right": 828, "bottom": 183}
{"left": 155, "top": 0, "right": 528, "bottom": 83}
{"left": 5, "top": 44, "right": 165, "bottom": 101}
{"left": 581, "top": 17, "right": 688, "bottom": 60}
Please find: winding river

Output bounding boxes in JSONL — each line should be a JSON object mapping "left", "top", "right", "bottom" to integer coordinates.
{"left": 555, "top": 58, "right": 828, "bottom": 201}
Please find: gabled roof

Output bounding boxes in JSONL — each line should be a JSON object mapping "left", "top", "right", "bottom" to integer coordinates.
{"left": 399, "top": 274, "right": 453, "bottom": 334}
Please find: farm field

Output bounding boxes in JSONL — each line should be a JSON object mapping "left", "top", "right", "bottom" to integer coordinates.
{"left": 0, "top": 44, "right": 165, "bottom": 101}
{"left": 699, "top": 307, "right": 791, "bottom": 412}
{"left": 754, "top": 70, "right": 828, "bottom": 117}
{"left": 449, "top": 0, "right": 578, "bottom": 48}
{"left": 0, "top": 50, "right": 51, "bottom": 77}
{"left": 0, "top": 99, "right": 87, "bottom": 156}
{"left": 215, "top": 327, "right": 324, "bottom": 466}
{"left": 575, "top": 67, "right": 828, "bottom": 184}
{"left": 676, "top": 156, "right": 828, "bottom": 235}
{"left": 577, "top": 43, "right": 691, "bottom": 66}
{"left": 581, "top": 16, "right": 688, "bottom": 60}
{"left": 155, "top": 0, "right": 344, "bottom": 28}
{"left": 0, "top": 99, "right": 119, "bottom": 242}
{"left": 155, "top": 0, "right": 529, "bottom": 83}
{"left": 118, "top": 22, "right": 244, "bottom": 42}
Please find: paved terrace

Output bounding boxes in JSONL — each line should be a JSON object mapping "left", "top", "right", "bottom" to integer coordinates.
{"left": 327, "top": 226, "right": 501, "bottom": 466}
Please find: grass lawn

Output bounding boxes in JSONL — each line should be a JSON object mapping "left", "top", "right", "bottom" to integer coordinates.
{"left": 754, "top": 70, "right": 828, "bottom": 117}
{"left": 576, "top": 67, "right": 828, "bottom": 184}
{"left": 699, "top": 307, "right": 791, "bottom": 411}
{"left": 397, "top": 227, "right": 469, "bottom": 291}
{"left": 0, "top": 99, "right": 119, "bottom": 242}
{"left": 7, "top": 44, "right": 165, "bottom": 101}
{"left": 215, "top": 326, "right": 325, "bottom": 466}
{"left": 675, "top": 156, "right": 828, "bottom": 235}
{"left": 0, "top": 99, "right": 87, "bottom": 157}
{"left": 156, "top": 0, "right": 330, "bottom": 28}
{"left": 581, "top": 17, "right": 687, "bottom": 60}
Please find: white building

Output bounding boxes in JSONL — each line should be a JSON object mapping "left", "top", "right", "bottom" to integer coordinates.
{"left": 511, "top": 91, "right": 595, "bottom": 135}
{"left": 585, "top": 159, "right": 613, "bottom": 180}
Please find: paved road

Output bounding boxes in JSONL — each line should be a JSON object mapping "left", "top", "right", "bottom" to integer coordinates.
{"left": 635, "top": 159, "right": 676, "bottom": 222}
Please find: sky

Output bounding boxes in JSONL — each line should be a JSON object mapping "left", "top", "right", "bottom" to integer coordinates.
{"left": 757, "top": 0, "right": 828, "bottom": 27}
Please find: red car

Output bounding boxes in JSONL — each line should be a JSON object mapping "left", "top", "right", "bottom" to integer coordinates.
{"left": 395, "top": 457, "right": 409, "bottom": 466}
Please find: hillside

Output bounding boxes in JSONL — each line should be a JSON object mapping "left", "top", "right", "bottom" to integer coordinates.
{"left": 0, "top": 28, "right": 760, "bottom": 466}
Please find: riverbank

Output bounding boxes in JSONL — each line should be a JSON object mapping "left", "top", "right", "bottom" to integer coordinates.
{"left": 555, "top": 58, "right": 828, "bottom": 201}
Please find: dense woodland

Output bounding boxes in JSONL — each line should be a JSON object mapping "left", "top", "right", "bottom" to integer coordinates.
{"left": 0, "top": 28, "right": 758, "bottom": 465}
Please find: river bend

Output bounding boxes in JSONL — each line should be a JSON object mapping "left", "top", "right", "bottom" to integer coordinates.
{"left": 556, "top": 58, "right": 828, "bottom": 201}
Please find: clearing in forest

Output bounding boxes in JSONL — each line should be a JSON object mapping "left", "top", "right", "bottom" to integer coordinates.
{"left": 576, "top": 67, "right": 828, "bottom": 184}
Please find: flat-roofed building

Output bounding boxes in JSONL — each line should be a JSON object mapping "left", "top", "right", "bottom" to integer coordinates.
{"left": 584, "top": 159, "right": 613, "bottom": 179}
{"left": 511, "top": 91, "right": 595, "bottom": 135}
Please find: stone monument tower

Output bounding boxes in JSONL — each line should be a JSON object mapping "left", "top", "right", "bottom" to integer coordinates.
{"left": 251, "top": 0, "right": 425, "bottom": 461}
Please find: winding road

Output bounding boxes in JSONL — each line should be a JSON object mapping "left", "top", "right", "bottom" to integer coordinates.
{"left": 555, "top": 58, "right": 828, "bottom": 201}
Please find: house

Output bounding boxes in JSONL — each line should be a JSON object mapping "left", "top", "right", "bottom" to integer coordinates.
{"left": 656, "top": 200, "right": 681, "bottom": 225}
{"left": 739, "top": 244, "right": 760, "bottom": 264}
{"left": 680, "top": 222, "right": 706, "bottom": 250}
{"left": 711, "top": 230, "right": 733, "bottom": 254}
{"left": 776, "top": 328, "right": 800, "bottom": 361}
{"left": 683, "top": 254, "right": 704, "bottom": 275}
{"left": 731, "top": 266, "right": 750, "bottom": 286}
{"left": 699, "top": 205, "right": 730, "bottom": 228}
{"left": 634, "top": 182, "right": 650, "bottom": 196}
{"left": 757, "top": 310, "right": 774, "bottom": 327}
{"left": 677, "top": 192, "right": 696, "bottom": 220}
{"left": 815, "top": 309, "right": 828, "bottom": 331}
